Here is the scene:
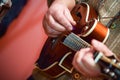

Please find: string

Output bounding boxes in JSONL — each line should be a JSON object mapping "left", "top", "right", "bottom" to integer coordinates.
{"left": 63, "top": 33, "right": 90, "bottom": 51}
{"left": 100, "top": 16, "right": 120, "bottom": 19}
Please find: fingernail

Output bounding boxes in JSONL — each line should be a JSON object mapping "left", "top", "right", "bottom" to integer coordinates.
{"left": 73, "top": 21, "right": 76, "bottom": 25}
{"left": 91, "top": 39, "right": 99, "bottom": 47}
{"left": 92, "top": 39, "right": 98, "bottom": 44}
{"left": 71, "top": 26, "right": 74, "bottom": 30}
{"left": 68, "top": 26, "right": 73, "bottom": 30}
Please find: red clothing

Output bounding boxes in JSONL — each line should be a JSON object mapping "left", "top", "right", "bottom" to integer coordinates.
{"left": 0, "top": 0, "right": 48, "bottom": 80}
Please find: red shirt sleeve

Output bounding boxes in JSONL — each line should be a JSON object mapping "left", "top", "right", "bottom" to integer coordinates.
{"left": 0, "top": 0, "right": 48, "bottom": 80}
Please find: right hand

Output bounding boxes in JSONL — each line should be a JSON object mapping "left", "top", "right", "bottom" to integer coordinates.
{"left": 43, "top": 0, "right": 76, "bottom": 37}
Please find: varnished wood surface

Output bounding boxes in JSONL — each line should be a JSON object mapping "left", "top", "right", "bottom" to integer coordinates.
{"left": 32, "top": 0, "right": 120, "bottom": 80}
{"left": 32, "top": 18, "right": 120, "bottom": 80}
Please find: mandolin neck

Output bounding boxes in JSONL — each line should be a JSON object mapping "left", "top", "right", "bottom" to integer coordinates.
{"left": 62, "top": 32, "right": 120, "bottom": 80}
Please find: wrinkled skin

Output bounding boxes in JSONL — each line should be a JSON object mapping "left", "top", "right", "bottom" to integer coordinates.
{"left": 43, "top": 0, "right": 114, "bottom": 77}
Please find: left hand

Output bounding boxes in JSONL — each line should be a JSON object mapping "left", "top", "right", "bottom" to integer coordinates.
{"left": 72, "top": 39, "right": 113, "bottom": 77}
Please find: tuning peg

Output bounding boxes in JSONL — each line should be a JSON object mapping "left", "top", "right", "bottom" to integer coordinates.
{"left": 109, "top": 72, "right": 115, "bottom": 77}
{"left": 116, "top": 62, "right": 120, "bottom": 68}
{"left": 111, "top": 59, "right": 117, "bottom": 63}
{"left": 104, "top": 68, "right": 110, "bottom": 73}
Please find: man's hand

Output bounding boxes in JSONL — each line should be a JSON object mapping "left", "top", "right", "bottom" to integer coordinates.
{"left": 43, "top": 0, "right": 76, "bottom": 37}
{"left": 72, "top": 39, "right": 113, "bottom": 77}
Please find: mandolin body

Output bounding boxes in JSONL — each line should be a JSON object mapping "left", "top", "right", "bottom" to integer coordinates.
{"left": 37, "top": 2, "right": 110, "bottom": 78}
{"left": 37, "top": 19, "right": 109, "bottom": 78}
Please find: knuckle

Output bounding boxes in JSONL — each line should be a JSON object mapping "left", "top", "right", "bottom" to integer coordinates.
{"left": 76, "top": 54, "right": 81, "bottom": 63}
{"left": 47, "top": 29, "right": 53, "bottom": 34}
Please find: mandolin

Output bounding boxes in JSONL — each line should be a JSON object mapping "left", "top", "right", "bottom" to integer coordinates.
{"left": 37, "top": 2, "right": 120, "bottom": 80}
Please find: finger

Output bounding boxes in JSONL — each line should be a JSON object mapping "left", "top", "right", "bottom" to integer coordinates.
{"left": 91, "top": 39, "right": 113, "bottom": 56}
{"left": 44, "top": 25, "right": 61, "bottom": 37}
{"left": 52, "top": 9, "right": 73, "bottom": 31}
{"left": 46, "top": 23, "right": 61, "bottom": 35}
{"left": 64, "top": 8, "right": 76, "bottom": 26}
{"left": 45, "top": 13, "right": 66, "bottom": 32}
{"left": 72, "top": 51, "right": 87, "bottom": 75}
{"left": 78, "top": 48, "right": 99, "bottom": 76}
{"left": 82, "top": 49, "right": 101, "bottom": 76}
{"left": 72, "top": 58, "right": 87, "bottom": 76}
{"left": 73, "top": 48, "right": 94, "bottom": 76}
{"left": 43, "top": 18, "right": 61, "bottom": 37}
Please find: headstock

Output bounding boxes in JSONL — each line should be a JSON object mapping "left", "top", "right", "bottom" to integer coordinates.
{"left": 94, "top": 52, "right": 120, "bottom": 80}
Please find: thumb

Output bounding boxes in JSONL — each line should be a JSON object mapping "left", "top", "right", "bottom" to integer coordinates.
{"left": 91, "top": 39, "right": 113, "bottom": 56}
